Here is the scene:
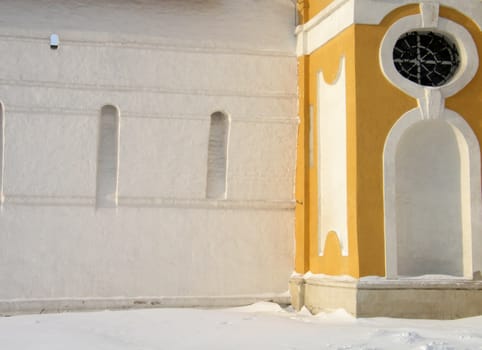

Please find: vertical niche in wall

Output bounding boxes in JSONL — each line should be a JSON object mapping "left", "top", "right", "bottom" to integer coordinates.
{"left": 96, "top": 105, "right": 120, "bottom": 208}
{"left": 0, "top": 101, "right": 4, "bottom": 204}
{"left": 395, "top": 120, "right": 464, "bottom": 277}
{"left": 206, "top": 111, "right": 230, "bottom": 199}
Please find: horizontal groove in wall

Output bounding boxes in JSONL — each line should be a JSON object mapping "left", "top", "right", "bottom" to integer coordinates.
{"left": 6, "top": 107, "right": 298, "bottom": 124}
{"left": 2, "top": 195, "right": 295, "bottom": 210}
{"left": 0, "top": 78, "right": 297, "bottom": 99}
{"left": 234, "top": 117, "right": 299, "bottom": 125}
{"left": 118, "top": 197, "right": 295, "bottom": 210}
{"left": 0, "top": 33, "right": 296, "bottom": 58}
{"left": 5, "top": 195, "right": 95, "bottom": 207}
{"left": 7, "top": 106, "right": 98, "bottom": 117}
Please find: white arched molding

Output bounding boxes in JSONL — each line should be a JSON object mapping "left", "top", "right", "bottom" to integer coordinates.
{"left": 380, "top": 15, "right": 479, "bottom": 101}
{"left": 383, "top": 108, "right": 482, "bottom": 279}
{"left": 317, "top": 57, "right": 349, "bottom": 256}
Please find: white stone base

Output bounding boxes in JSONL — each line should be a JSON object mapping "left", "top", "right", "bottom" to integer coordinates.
{"left": 289, "top": 274, "right": 482, "bottom": 319}
{"left": 0, "top": 294, "right": 291, "bottom": 316}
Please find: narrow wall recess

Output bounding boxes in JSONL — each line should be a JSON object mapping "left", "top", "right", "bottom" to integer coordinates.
{"left": 0, "top": 102, "right": 4, "bottom": 205}
{"left": 96, "top": 105, "right": 120, "bottom": 208}
{"left": 206, "top": 111, "right": 230, "bottom": 199}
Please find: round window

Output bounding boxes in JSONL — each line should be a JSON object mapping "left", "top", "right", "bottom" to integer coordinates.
{"left": 393, "top": 31, "right": 460, "bottom": 87}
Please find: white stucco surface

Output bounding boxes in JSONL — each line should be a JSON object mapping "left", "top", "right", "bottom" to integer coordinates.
{"left": 0, "top": 0, "right": 297, "bottom": 310}
{"left": 396, "top": 121, "right": 463, "bottom": 276}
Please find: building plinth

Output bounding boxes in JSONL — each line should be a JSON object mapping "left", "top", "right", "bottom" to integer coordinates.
{"left": 290, "top": 275, "right": 482, "bottom": 319}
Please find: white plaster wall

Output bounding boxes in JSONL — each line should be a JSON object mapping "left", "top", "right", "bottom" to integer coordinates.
{"left": 0, "top": 0, "right": 297, "bottom": 306}
{"left": 0, "top": 206, "right": 294, "bottom": 299}
{"left": 395, "top": 121, "right": 463, "bottom": 277}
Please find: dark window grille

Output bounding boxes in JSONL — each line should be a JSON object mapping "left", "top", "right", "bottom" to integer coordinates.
{"left": 393, "top": 31, "right": 460, "bottom": 87}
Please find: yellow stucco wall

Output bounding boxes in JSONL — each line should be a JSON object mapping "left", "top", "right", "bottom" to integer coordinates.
{"left": 353, "top": 6, "right": 419, "bottom": 276}
{"left": 297, "top": 0, "right": 340, "bottom": 24}
{"left": 295, "top": 3, "right": 482, "bottom": 277}
{"left": 307, "top": 0, "right": 335, "bottom": 21}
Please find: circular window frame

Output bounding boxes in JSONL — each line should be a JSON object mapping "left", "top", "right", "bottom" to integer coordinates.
{"left": 380, "top": 15, "right": 479, "bottom": 99}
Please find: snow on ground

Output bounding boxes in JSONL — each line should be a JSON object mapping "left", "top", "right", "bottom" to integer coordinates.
{"left": 1, "top": 302, "right": 482, "bottom": 350}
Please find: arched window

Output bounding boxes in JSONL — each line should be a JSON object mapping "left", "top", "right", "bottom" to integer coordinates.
{"left": 206, "top": 111, "right": 230, "bottom": 199}
{"left": 96, "top": 105, "right": 120, "bottom": 208}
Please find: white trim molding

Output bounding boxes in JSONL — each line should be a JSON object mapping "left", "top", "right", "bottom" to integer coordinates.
{"left": 1, "top": 195, "right": 295, "bottom": 211}
{"left": 296, "top": 0, "right": 482, "bottom": 56}
{"left": 379, "top": 15, "right": 479, "bottom": 101}
{"left": 295, "top": 0, "right": 354, "bottom": 56}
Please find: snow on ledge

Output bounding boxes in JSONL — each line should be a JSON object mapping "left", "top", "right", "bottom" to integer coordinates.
{"left": 291, "top": 271, "right": 482, "bottom": 289}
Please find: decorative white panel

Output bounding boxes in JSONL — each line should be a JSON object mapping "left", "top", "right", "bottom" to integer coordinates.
{"left": 318, "top": 57, "right": 349, "bottom": 256}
